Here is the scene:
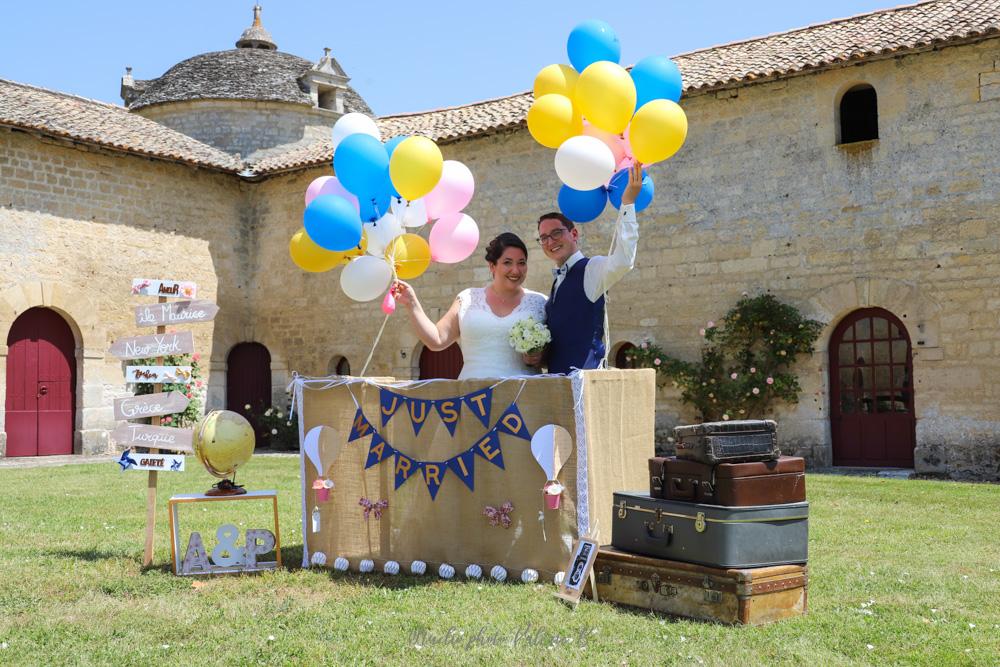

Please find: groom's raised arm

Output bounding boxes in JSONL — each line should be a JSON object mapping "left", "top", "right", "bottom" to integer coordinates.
{"left": 582, "top": 203, "right": 638, "bottom": 302}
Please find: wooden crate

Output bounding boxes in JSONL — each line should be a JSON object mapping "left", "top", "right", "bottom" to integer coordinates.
{"left": 594, "top": 547, "right": 807, "bottom": 625}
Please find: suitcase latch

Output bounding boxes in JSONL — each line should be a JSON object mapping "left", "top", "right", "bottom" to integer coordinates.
{"left": 694, "top": 511, "right": 706, "bottom": 533}
{"left": 640, "top": 573, "right": 678, "bottom": 597}
{"left": 701, "top": 576, "right": 721, "bottom": 602}
{"left": 596, "top": 567, "right": 611, "bottom": 585}
{"left": 617, "top": 500, "right": 627, "bottom": 519}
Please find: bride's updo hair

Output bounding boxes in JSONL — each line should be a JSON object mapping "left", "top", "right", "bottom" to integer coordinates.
{"left": 485, "top": 232, "right": 528, "bottom": 264}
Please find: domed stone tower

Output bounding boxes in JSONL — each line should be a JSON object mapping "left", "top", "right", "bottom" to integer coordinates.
{"left": 120, "top": 4, "right": 371, "bottom": 159}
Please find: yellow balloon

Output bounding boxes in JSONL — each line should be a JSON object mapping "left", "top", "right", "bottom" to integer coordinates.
{"left": 629, "top": 99, "right": 688, "bottom": 165}
{"left": 342, "top": 230, "right": 368, "bottom": 261}
{"left": 575, "top": 61, "right": 636, "bottom": 134}
{"left": 194, "top": 410, "right": 255, "bottom": 479}
{"left": 389, "top": 136, "right": 443, "bottom": 201}
{"left": 533, "top": 64, "right": 579, "bottom": 100}
{"left": 290, "top": 228, "right": 346, "bottom": 273}
{"left": 527, "top": 94, "right": 583, "bottom": 149}
{"left": 385, "top": 233, "right": 431, "bottom": 280}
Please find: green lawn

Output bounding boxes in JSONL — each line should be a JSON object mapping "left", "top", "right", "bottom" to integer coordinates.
{"left": 0, "top": 458, "right": 997, "bottom": 666}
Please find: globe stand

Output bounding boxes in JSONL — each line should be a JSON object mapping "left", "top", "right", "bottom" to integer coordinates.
{"left": 205, "top": 477, "right": 247, "bottom": 497}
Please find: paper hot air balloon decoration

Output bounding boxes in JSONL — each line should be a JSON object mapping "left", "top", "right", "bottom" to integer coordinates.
{"left": 303, "top": 425, "right": 344, "bottom": 502}
{"left": 529, "top": 424, "right": 574, "bottom": 509}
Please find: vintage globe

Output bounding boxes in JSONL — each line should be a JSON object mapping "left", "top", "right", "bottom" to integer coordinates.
{"left": 193, "top": 410, "right": 255, "bottom": 480}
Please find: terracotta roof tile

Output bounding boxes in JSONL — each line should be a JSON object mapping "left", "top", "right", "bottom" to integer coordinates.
{"left": 0, "top": 79, "right": 242, "bottom": 171}
{"left": 247, "top": 0, "right": 1000, "bottom": 175}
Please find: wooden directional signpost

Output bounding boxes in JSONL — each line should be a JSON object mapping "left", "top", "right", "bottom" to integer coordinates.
{"left": 111, "top": 279, "right": 219, "bottom": 567}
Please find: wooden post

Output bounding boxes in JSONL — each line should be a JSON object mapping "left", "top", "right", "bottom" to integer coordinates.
{"left": 142, "top": 296, "right": 167, "bottom": 567}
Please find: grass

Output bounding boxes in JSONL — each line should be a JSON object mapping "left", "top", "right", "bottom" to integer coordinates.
{"left": 0, "top": 458, "right": 997, "bottom": 666}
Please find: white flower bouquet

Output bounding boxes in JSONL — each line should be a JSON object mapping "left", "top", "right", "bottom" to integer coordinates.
{"left": 508, "top": 316, "right": 551, "bottom": 354}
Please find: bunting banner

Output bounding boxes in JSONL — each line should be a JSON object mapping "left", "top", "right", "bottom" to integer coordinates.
{"left": 378, "top": 386, "right": 494, "bottom": 434}
{"left": 346, "top": 395, "right": 531, "bottom": 499}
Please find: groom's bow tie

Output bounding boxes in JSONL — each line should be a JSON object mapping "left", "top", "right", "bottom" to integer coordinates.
{"left": 552, "top": 265, "right": 568, "bottom": 279}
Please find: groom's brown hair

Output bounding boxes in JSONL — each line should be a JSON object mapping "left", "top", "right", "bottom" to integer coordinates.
{"left": 536, "top": 212, "right": 575, "bottom": 231}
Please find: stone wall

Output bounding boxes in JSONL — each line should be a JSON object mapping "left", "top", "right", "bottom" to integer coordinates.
{"left": 136, "top": 100, "right": 337, "bottom": 159}
{"left": 0, "top": 129, "right": 251, "bottom": 454}
{"left": 249, "top": 40, "right": 1000, "bottom": 480}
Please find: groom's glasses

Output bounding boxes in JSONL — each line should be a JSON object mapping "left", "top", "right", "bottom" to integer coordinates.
{"left": 536, "top": 228, "right": 567, "bottom": 246}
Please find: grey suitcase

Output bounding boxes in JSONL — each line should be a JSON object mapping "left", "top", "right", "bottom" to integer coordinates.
{"left": 673, "top": 419, "right": 780, "bottom": 464}
{"left": 611, "top": 491, "right": 808, "bottom": 568}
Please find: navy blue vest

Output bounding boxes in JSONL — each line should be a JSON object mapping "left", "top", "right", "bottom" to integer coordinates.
{"left": 545, "top": 257, "right": 605, "bottom": 374}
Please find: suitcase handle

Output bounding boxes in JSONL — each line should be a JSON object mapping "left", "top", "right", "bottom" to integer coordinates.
{"left": 669, "top": 477, "right": 695, "bottom": 500}
{"left": 643, "top": 519, "right": 673, "bottom": 543}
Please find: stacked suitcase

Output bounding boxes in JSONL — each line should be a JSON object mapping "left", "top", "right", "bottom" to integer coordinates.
{"left": 596, "top": 420, "right": 809, "bottom": 624}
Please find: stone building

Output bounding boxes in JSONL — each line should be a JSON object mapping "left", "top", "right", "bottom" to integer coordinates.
{"left": 1, "top": 0, "right": 998, "bottom": 479}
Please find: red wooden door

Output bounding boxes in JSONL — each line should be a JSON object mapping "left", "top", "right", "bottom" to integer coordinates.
{"left": 419, "top": 343, "right": 464, "bottom": 380}
{"left": 226, "top": 342, "right": 271, "bottom": 444}
{"left": 829, "top": 308, "right": 915, "bottom": 467}
{"left": 5, "top": 308, "right": 76, "bottom": 456}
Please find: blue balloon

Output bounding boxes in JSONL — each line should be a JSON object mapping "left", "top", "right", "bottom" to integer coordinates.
{"left": 608, "top": 168, "right": 654, "bottom": 212}
{"left": 558, "top": 184, "right": 608, "bottom": 223}
{"left": 358, "top": 189, "right": 392, "bottom": 222}
{"left": 567, "top": 20, "right": 621, "bottom": 72}
{"left": 384, "top": 135, "right": 408, "bottom": 157}
{"left": 303, "top": 194, "right": 363, "bottom": 251}
{"left": 333, "top": 134, "right": 390, "bottom": 200}
{"left": 631, "top": 55, "right": 683, "bottom": 110}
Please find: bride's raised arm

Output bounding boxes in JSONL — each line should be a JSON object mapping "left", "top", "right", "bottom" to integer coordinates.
{"left": 393, "top": 280, "right": 461, "bottom": 352}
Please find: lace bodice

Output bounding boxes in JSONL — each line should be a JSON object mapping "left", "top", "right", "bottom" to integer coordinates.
{"left": 455, "top": 287, "right": 548, "bottom": 379}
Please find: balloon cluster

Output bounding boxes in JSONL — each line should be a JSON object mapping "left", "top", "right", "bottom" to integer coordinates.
{"left": 289, "top": 113, "right": 479, "bottom": 310}
{"left": 527, "top": 20, "right": 687, "bottom": 222}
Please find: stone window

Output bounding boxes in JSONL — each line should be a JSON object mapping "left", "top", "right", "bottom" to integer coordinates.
{"left": 328, "top": 355, "right": 351, "bottom": 376}
{"left": 838, "top": 84, "right": 878, "bottom": 144}
{"left": 317, "top": 86, "right": 342, "bottom": 113}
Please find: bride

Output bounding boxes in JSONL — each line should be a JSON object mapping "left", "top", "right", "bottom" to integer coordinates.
{"left": 393, "top": 232, "right": 547, "bottom": 379}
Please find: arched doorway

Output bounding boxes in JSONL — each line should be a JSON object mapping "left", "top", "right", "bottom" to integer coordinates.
{"left": 419, "top": 343, "right": 464, "bottom": 380}
{"left": 328, "top": 355, "right": 351, "bottom": 376}
{"left": 226, "top": 342, "right": 271, "bottom": 445}
{"left": 613, "top": 342, "right": 637, "bottom": 369}
{"left": 5, "top": 307, "right": 76, "bottom": 456}
{"left": 829, "top": 308, "right": 915, "bottom": 467}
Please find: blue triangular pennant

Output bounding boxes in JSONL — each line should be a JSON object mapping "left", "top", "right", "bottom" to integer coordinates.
{"left": 462, "top": 387, "right": 493, "bottom": 428}
{"left": 394, "top": 451, "right": 417, "bottom": 490}
{"left": 495, "top": 403, "right": 531, "bottom": 441}
{"left": 364, "top": 433, "right": 393, "bottom": 469}
{"left": 472, "top": 430, "right": 505, "bottom": 470}
{"left": 408, "top": 398, "right": 432, "bottom": 437}
{"left": 380, "top": 390, "right": 405, "bottom": 427}
{"left": 447, "top": 451, "right": 476, "bottom": 491}
{"left": 433, "top": 398, "right": 461, "bottom": 436}
{"left": 421, "top": 461, "right": 448, "bottom": 500}
{"left": 348, "top": 409, "right": 373, "bottom": 442}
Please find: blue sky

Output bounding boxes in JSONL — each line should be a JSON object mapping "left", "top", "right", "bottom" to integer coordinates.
{"left": 1, "top": 0, "right": 901, "bottom": 115}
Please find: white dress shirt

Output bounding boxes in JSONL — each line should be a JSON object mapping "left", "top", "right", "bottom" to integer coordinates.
{"left": 551, "top": 204, "right": 638, "bottom": 302}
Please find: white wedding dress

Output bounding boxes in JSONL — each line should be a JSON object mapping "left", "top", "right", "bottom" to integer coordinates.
{"left": 456, "top": 287, "right": 548, "bottom": 379}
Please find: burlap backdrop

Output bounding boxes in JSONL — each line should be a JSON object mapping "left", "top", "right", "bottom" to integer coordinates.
{"left": 300, "top": 369, "right": 653, "bottom": 578}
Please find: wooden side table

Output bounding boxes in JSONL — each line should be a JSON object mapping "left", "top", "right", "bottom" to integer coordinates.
{"left": 168, "top": 490, "right": 282, "bottom": 575}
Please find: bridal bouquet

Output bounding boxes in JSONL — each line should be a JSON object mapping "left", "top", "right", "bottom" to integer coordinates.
{"left": 509, "top": 317, "right": 551, "bottom": 354}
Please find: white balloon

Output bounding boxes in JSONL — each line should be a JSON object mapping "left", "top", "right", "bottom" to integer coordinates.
{"left": 490, "top": 565, "right": 507, "bottom": 582}
{"left": 401, "top": 198, "right": 429, "bottom": 228}
{"left": 333, "top": 557, "right": 350, "bottom": 571}
{"left": 331, "top": 112, "right": 381, "bottom": 151}
{"left": 465, "top": 564, "right": 482, "bottom": 579}
{"left": 364, "top": 213, "right": 405, "bottom": 257}
{"left": 521, "top": 568, "right": 539, "bottom": 584}
{"left": 554, "top": 135, "right": 616, "bottom": 191}
{"left": 384, "top": 560, "right": 400, "bottom": 575}
{"left": 310, "top": 551, "right": 327, "bottom": 567}
{"left": 359, "top": 559, "right": 375, "bottom": 573}
{"left": 439, "top": 563, "right": 455, "bottom": 579}
{"left": 410, "top": 560, "right": 427, "bottom": 575}
{"left": 340, "top": 256, "right": 392, "bottom": 302}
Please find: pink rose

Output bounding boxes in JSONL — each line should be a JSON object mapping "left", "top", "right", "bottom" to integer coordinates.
{"left": 730, "top": 372, "right": 738, "bottom": 380}
{"left": 766, "top": 377, "right": 774, "bottom": 385}
{"left": 654, "top": 358, "right": 661, "bottom": 366}
{"left": 752, "top": 387, "right": 760, "bottom": 395}
{"left": 193, "top": 353, "right": 201, "bottom": 361}
{"left": 707, "top": 321, "right": 715, "bottom": 328}
{"left": 186, "top": 392, "right": 193, "bottom": 399}
{"left": 196, "top": 380, "right": 203, "bottom": 388}
{"left": 640, "top": 341, "right": 648, "bottom": 349}
{"left": 750, "top": 367, "right": 756, "bottom": 373}
{"left": 699, "top": 328, "right": 706, "bottom": 337}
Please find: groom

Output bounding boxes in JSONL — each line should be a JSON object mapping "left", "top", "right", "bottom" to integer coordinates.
{"left": 534, "top": 163, "right": 644, "bottom": 374}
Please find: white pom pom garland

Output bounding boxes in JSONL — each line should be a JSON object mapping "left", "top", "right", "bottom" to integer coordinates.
{"left": 359, "top": 559, "right": 375, "bottom": 573}
{"left": 520, "top": 568, "right": 539, "bottom": 583}
{"left": 333, "top": 556, "right": 349, "bottom": 571}
{"left": 410, "top": 560, "right": 427, "bottom": 575}
{"left": 438, "top": 563, "right": 455, "bottom": 579}
{"left": 465, "top": 564, "right": 483, "bottom": 579}
{"left": 383, "top": 560, "right": 400, "bottom": 575}
{"left": 490, "top": 565, "right": 507, "bottom": 582}
{"left": 553, "top": 571, "right": 565, "bottom": 586}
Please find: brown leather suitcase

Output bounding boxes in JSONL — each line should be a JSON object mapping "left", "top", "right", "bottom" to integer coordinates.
{"left": 660, "top": 456, "right": 807, "bottom": 506}
{"left": 594, "top": 546, "right": 808, "bottom": 625}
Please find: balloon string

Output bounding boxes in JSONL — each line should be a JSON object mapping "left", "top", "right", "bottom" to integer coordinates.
{"left": 358, "top": 226, "right": 401, "bottom": 378}
{"left": 359, "top": 313, "right": 390, "bottom": 378}
{"left": 599, "top": 219, "right": 620, "bottom": 370}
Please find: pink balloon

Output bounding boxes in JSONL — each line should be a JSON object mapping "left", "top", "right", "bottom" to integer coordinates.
{"left": 618, "top": 125, "right": 636, "bottom": 170}
{"left": 381, "top": 290, "right": 396, "bottom": 315}
{"left": 305, "top": 176, "right": 360, "bottom": 212}
{"left": 583, "top": 121, "right": 627, "bottom": 166}
{"left": 423, "top": 161, "right": 475, "bottom": 221}
{"left": 430, "top": 212, "right": 480, "bottom": 264}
